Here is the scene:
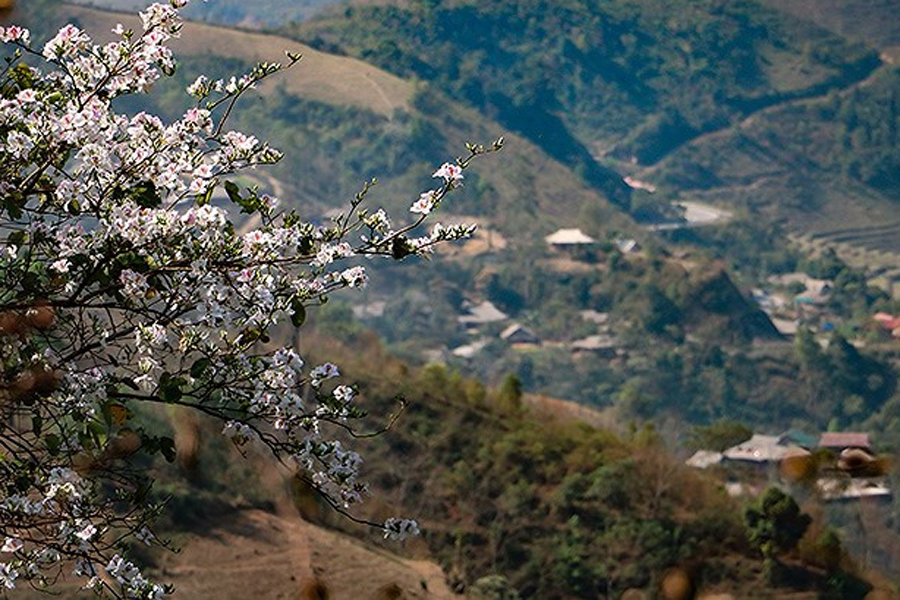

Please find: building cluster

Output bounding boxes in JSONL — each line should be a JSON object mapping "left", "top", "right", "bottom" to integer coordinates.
{"left": 687, "top": 430, "right": 891, "bottom": 502}
{"left": 752, "top": 272, "right": 837, "bottom": 339}
{"left": 449, "top": 300, "right": 626, "bottom": 360}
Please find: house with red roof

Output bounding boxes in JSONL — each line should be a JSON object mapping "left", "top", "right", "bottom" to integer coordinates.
{"left": 818, "top": 432, "right": 872, "bottom": 452}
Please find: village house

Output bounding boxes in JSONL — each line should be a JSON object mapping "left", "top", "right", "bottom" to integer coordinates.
{"left": 451, "top": 339, "right": 489, "bottom": 360}
{"left": 818, "top": 432, "right": 872, "bottom": 452}
{"left": 817, "top": 477, "right": 893, "bottom": 502}
{"left": 579, "top": 310, "right": 610, "bottom": 328}
{"left": 569, "top": 335, "right": 620, "bottom": 359}
{"left": 545, "top": 228, "right": 597, "bottom": 247}
{"left": 352, "top": 300, "right": 386, "bottom": 319}
{"left": 872, "top": 312, "right": 900, "bottom": 338}
{"left": 778, "top": 429, "right": 818, "bottom": 449}
{"left": 721, "top": 434, "right": 809, "bottom": 465}
{"left": 614, "top": 238, "right": 641, "bottom": 255}
{"left": 769, "top": 318, "right": 800, "bottom": 338}
{"left": 767, "top": 272, "right": 833, "bottom": 306}
{"left": 500, "top": 323, "right": 540, "bottom": 346}
{"left": 685, "top": 450, "right": 723, "bottom": 469}
{"left": 457, "top": 300, "right": 508, "bottom": 332}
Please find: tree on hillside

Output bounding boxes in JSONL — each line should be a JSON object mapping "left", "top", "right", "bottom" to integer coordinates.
{"left": 744, "top": 487, "right": 812, "bottom": 561}
{"left": 0, "top": 2, "right": 500, "bottom": 596}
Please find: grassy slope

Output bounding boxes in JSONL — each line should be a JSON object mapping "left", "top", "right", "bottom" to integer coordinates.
{"left": 63, "top": 4, "right": 414, "bottom": 116}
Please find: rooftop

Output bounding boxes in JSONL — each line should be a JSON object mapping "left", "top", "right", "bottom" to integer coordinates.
{"left": 545, "top": 228, "right": 596, "bottom": 245}
{"left": 819, "top": 432, "right": 872, "bottom": 450}
{"left": 723, "top": 434, "right": 809, "bottom": 463}
{"left": 818, "top": 477, "right": 892, "bottom": 502}
{"left": 457, "top": 301, "right": 508, "bottom": 325}
{"left": 570, "top": 335, "right": 618, "bottom": 351}
{"left": 685, "top": 450, "right": 723, "bottom": 469}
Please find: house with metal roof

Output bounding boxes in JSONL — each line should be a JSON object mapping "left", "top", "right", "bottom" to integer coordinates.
{"left": 457, "top": 301, "right": 508, "bottom": 329}
{"left": 819, "top": 432, "right": 872, "bottom": 452}
{"left": 778, "top": 429, "right": 818, "bottom": 449}
{"left": 818, "top": 477, "right": 892, "bottom": 502}
{"left": 544, "top": 228, "right": 596, "bottom": 246}
{"left": 500, "top": 323, "right": 540, "bottom": 345}
{"left": 722, "top": 434, "right": 809, "bottom": 464}
{"left": 685, "top": 450, "right": 723, "bottom": 469}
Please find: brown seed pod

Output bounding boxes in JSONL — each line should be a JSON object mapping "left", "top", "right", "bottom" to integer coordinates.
{"left": 25, "top": 303, "right": 56, "bottom": 331}
{"left": 31, "top": 366, "right": 62, "bottom": 396}
{"left": 106, "top": 430, "right": 142, "bottom": 459}
{"left": 0, "top": 312, "right": 25, "bottom": 337}
{"left": 780, "top": 454, "right": 816, "bottom": 482}
{"left": 9, "top": 369, "right": 36, "bottom": 399}
{"left": 71, "top": 452, "right": 99, "bottom": 476}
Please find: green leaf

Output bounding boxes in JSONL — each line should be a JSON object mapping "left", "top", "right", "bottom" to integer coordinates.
{"left": 159, "top": 437, "right": 177, "bottom": 463}
{"left": 291, "top": 299, "right": 306, "bottom": 327}
{"left": 197, "top": 185, "right": 214, "bottom": 207}
{"left": 8, "top": 230, "right": 26, "bottom": 247}
{"left": 190, "top": 358, "right": 212, "bottom": 378}
{"left": 224, "top": 180, "right": 242, "bottom": 203}
{"left": 44, "top": 434, "right": 61, "bottom": 456}
{"left": 131, "top": 181, "right": 161, "bottom": 208}
{"left": 158, "top": 373, "right": 185, "bottom": 404}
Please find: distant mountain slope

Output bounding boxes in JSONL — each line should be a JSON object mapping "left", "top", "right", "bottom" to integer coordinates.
{"left": 756, "top": 0, "right": 900, "bottom": 49}
{"left": 648, "top": 61, "right": 900, "bottom": 258}
{"left": 286, "top": 0, "right": 878, "bottom": 200}
{"left": 66, "top": 0, "right": 345, "bottom": 28}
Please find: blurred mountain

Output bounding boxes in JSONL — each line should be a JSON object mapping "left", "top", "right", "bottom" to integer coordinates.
{"left": 757, "top": 0, "right": 900, "bottom": 49}
{"left": 66, "top": 0, "right": 345, "bottom": 28}
{"left": 287, "top": 0, "right": 877, "bottom": 197}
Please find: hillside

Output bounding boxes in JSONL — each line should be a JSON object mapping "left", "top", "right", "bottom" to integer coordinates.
{"left": 13, "top": 508, "right": 454, "bottom": 599}
{"left": 646, "top": 59, "right": 900, "bottom": 276}
{"left": 756, "top": 0, "right": 900, "bottom": 50}
{"left": 67, "top": 0, "right": 345, "bottom": 28}
{"left": 284, "top": 332, "right": 880, "bottom": 598}
{"left": 63, "top": 4, "right": 413, "bottom": 116}
{"left": 288, "top": 0, "right": 877, "bottom": 201}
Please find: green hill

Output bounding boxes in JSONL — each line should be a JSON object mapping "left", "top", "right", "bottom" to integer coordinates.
{"left": 756, "top": 0, "right": 900, "bottom": 49}
{"left": 66, "top": 0, "right": 345, "bottom": 28}
{"left": 647, "top": 61, "right": 900, "bottom": 259}
{"left": 287, "top": 0, "right": 877, "bottom": 198}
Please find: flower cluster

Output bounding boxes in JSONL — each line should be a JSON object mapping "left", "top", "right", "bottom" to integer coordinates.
{"left": 0, "top": 1, "right": 500, "bottom": 597}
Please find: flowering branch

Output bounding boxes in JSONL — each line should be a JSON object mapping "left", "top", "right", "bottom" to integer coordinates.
{"left": 0, "top": 2, "right": 501, "bottom": 597}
